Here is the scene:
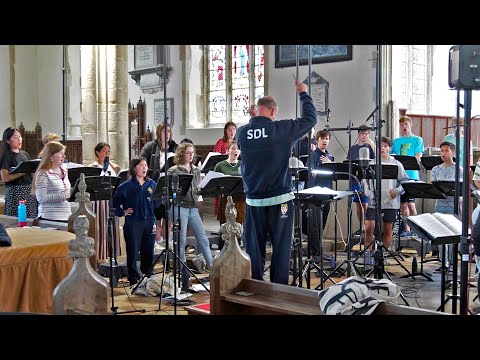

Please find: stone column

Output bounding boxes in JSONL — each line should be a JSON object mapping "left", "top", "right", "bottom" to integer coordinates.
{"left": 81, "top": 45, "right": 129, "bottom": 168}
{"left": 81, "top": 45, "right": 99, "bottom": 165}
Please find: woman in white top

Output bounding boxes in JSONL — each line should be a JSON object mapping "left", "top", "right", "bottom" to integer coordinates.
{"left": 89, "top": 142, "right": 121, "bottom": 264}
{"left": 32, "top": 141, "right": 71, "bottom": 221}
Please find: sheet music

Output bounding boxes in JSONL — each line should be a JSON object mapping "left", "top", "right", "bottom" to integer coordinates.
{"left": 408, "top": 213, "right": 460, "bottom": 239}
{"left": 201, "top": 152, "right": 221, "bottom": 171}
{"left": 298, "top": 186, "right": 337, "bottom": 195}
{"left": 197, "top": 170, "right": 230, "bottom": 189}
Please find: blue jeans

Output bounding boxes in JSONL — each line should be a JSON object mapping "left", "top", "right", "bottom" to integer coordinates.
{"left": 173, "top": 207, "right": 213, "bottom": 288}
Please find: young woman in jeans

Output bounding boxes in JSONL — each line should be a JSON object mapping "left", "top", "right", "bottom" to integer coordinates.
{"left": 167, "top": 142, "right": 213, "bottom": 291}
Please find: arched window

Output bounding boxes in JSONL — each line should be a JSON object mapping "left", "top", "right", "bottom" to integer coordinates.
{"left": 207, "top": 45, "right": 264, "bottom": 126}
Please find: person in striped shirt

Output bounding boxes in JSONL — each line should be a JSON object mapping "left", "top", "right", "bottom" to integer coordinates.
{"left": 32, "top": 141, "right": 71, "bottom": 222}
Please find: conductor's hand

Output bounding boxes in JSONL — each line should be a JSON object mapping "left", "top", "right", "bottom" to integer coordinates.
{"left": 296, "top": 80, "right": 308, "bottom": 94}
{"left": 124, "top": 208, "right": 134, "bottom": 216}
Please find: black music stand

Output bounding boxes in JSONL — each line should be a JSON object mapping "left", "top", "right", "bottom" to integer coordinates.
{"left": 67, "top": 167, "right": 102, "bottom": 190}
{"left": 431, "top": 180, "right": 463, "bottom": 312}
{"left": 357, "top": 164, "right": 399, "bottom": 180}
{"left": 421, "top": 156, "right": 443, "bottom": 171}
{"left": 200, "top": 176, "right": 243, "bottom": 247}
{"left": 69, "top": 175, "right": 121, "bottom": 202}
{"left": 392, "top": 155, "right": 421, "bottom": 171}
{"left": 432, "top": 180, "right": 460, "bottom": 197}
{"left": 8, "top": 159, "right": 40, "bottom": 174}
{"left": 294, "top": 186, "right": 345, "bottom": 290}
{"left": 194, "top": 155, "right": 202, "bottom": 166}
{"left": 142, "top": 174, "right": 209, "bottom": 309}
{"left": 201, "top": 154, "right": 228, "bottom": 173}
{"left": 400, "top": 182, "right": 446, "bottom": 282}
{"left": 405, "top": 214, "right": 461, "bottom": 313}
{"left": 159, "top": 156, "right": 176, "bottom": 174}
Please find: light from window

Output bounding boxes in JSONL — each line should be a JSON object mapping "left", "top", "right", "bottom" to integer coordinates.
{"left": 208, "top": 45, "right": 264, "bottom": 125}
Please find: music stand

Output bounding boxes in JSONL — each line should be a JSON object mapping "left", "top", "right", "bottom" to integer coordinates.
{"left": 67, "top": 167, "right": 102, "bottom": 190}
{"left": 8, "top": 159, "right": 40, "bottom": 174}
{"left": 194, "top": 155, "right": 202, "bottom": 166}
{"left": 200, "top": 176, "right": 243, "bottom": 246}
{"left": 421, "top": 156, "right": 444, "bottom": 171}
{"left": 392, "top": 155, "right": 421, "bottom": 171}
{"left": 69, "top": 175, "right": 121, "bottom": 202}
{"left": 431, "top": 180, "right": 463, "bottom": 312}
{"left": 294, "top": 186, "right": 348, "bottom": 290}
{"left": 400, "top": 182, "right": 446, "bottom": 282}
{"left": 432, "top": 180, "right": 461, "bottom": 197}
{"left": 356, "top": 164, "right": 399, "bottom": 180}
{"left": 201, "top": 154, "right": 228, "bottom": 173}
{"left": 140, "top": 173, "right": 209, "bottom": 309}
{"left": 159, "top": 157, "right": 176, "bottom": 174}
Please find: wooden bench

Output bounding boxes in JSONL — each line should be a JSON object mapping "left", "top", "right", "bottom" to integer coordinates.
{"left": 207, "top": 196, "right": 446, "bottom": 316}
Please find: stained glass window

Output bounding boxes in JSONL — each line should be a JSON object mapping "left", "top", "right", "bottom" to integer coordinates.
{"left": 208, "top": 45, "right": 264, "bottom": 125}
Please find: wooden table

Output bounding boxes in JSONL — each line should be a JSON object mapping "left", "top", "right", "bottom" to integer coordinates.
{"left": 0, "top": 227, "right": 74, "bottom": 314}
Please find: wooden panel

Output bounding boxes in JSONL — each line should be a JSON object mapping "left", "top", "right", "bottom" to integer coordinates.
{"left": 64, "top": 140, "right": 83, "bottom": 164}
{"left": 421, "top": 117, "right": 435, "bottom": 149}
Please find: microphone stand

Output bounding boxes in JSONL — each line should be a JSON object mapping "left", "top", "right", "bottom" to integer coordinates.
{"left": 104, "top": 170, "right": 144, "bottom": 315}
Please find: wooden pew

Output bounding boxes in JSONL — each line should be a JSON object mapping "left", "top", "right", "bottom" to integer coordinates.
{"left": 208, "top": 197, "right": 445, "bottom": 316}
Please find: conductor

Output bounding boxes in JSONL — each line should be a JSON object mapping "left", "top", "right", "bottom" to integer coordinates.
{"left": 237, "top": 81, "right": 317, "bottom": 285}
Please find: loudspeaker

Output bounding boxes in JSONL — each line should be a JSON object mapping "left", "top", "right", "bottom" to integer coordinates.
{"left": 448, "top": 45, "right": 480, "bottom": 90}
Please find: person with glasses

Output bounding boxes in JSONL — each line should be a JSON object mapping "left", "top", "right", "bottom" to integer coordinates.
{"left": 167, "top": 142, "right": 214, "bottom": 291}
{"left": 31, "top": 141, "right": 71, "bottom": 222}
{"left": 0, "top": 127, "right": 37, "bottom": 218}
{"left": 346, "top": 124, "right": 375, "bottom": 233}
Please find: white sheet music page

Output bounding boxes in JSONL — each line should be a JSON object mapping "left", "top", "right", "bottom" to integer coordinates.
{"left": 432, "top": 213, "right": 462, "bottom": 235}
{"left": 201, "top": 152, "right": 222, "bottom": 171}
{"left": 197, "top": 170, "right": 229, "bottom": 189}
{"left": 298, "top": 186, "right": 337, "bottom": 195}
{"left": 408, "top": 213, "right": 456, "bottom": 239}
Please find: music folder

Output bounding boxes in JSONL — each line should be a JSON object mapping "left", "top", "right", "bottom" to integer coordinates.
{"left": 194, "top": 155, "right": 203, "bottom": 166}
{"left": 67, "top": 167, "right": 103, "bottom": 189}
{"left": 153, "top": 174, "right": 193, "bottom": 201}
{"left": 471, "top": 164, "right": 477, "bottom": 174}
{"left": 69, "top": 175, "right": 121, "bottom": 202}
{"left": 8, "top": 159, "right": 41, "bottom": 174}
{"left": 392, "top": 155, "right": 420, "bottom": 171}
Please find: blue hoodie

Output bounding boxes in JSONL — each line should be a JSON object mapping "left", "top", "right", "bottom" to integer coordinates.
{"left": 237, "top": 92, "right": 317, "bottom": 200}
{"left": 112, "top": 177, "right": 160, "bottom": 221}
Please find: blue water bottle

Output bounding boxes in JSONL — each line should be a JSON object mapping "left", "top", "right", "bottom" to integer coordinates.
{"left": 18, "top": 200, "right": 27, "bottom": 227}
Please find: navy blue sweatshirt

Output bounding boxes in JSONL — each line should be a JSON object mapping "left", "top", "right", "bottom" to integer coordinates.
{"left": 112, "top": 178, "right": 160, "bottom": 221}
{"left": 237, "top": 92, "right": 317, "bottom": 199}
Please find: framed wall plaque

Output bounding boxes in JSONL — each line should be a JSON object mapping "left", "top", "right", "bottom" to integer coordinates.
{"left": 275, "top": 45, "right": 352, "bottom": 68}
{"left": 154, "top": 98, "right": 174, "bottom": 126}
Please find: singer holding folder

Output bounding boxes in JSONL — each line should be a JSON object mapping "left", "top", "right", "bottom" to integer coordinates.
{"left": 89, "top": 142, "right": 122, "bottom": 262}
{"left": 0, "top": 127, "right": 37, "bottom": 218}
{"left": 237, "top": 80, "right": 317, "bottom": 285}
{"left": 32, "top": 141, "right": 71, "bottom": 222}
